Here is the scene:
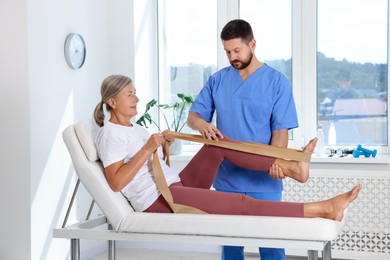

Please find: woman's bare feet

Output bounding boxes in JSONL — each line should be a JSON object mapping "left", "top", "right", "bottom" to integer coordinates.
{"left": 272, "top": 137, "right": 317, "bottom": 183}
{"left": 296, "top": 137, "right": 317, "bottom": 182}
{"left": 304, "top": 184, "right": 362, "bottom": 220}
{"left": 325, "top": 183, "right": 362, "bottom": 221}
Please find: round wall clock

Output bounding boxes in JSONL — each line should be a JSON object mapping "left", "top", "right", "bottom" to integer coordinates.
{"left": 64, "top": 33, "right": 86, "bottom": 70}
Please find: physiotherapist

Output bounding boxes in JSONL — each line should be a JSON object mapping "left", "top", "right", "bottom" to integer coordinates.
{"left": 187, "top": 19, "right": 298, "bottom": 260}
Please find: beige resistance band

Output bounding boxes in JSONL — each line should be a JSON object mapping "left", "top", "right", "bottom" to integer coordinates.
{"left": 152, "top": 150, "right": 207, "bottom": 214}
{"left": 152, "top": 131, "right": 311, "bottom": 214}
{"left": 164, "top": 131, "right": 311, "bottom": 163}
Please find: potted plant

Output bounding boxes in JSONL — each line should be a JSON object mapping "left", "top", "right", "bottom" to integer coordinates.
{"left": 136, "top": 93, "right": 194, "bottom": 154}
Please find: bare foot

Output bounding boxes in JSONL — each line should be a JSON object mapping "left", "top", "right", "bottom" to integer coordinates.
{"left": 297, "top": 137, "right": 317, "bottom": 182}
{"left": 302, "top": 137, "right": 318, "bottom": 154}
{"left": 276, "top": 137, "right": 317, "bottom": 183}
{"left": 325, "top": 183, "right": 362, "bottom": 221}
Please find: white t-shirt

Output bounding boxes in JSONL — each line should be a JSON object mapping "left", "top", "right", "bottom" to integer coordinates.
{"left": 95, "top": 121, "right": 180, "bottom": 211}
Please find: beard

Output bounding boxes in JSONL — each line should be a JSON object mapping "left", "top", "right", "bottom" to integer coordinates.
{"left": 229, "top": 52, "right": 253, "bottom": 70}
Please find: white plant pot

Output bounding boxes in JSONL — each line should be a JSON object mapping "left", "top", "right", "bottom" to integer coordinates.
{"left": 169, "top": 139, "right": 182, "bottom": 155}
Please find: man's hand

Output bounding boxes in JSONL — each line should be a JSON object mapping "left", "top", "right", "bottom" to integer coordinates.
{"left": 198, "top": 122, "right": 223, "bottom": 140}
{"left": 268, "top": 129, "right": 288, "bottom": 179}
{"left": 268, "top": 163, "right": 286, "bottom": 180}
{"left": 187, "top": 112, "right": 223, "bottom": 140}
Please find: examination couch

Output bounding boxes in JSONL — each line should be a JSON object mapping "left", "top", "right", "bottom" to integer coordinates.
{"left": 53, "top": 120, "right": 346, "bottom": 260}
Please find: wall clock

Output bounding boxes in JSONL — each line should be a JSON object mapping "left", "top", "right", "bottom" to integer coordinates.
{"left": 64, "top": 33, "right": 86, "bottom": 70}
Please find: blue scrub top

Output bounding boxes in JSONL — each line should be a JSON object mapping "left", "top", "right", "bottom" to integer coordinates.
{"left": 190, "top": 64, "right": 298, "bottom": 193}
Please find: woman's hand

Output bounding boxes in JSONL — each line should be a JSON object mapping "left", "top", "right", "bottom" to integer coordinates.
{"left": 162, "top": 130, "right": 175, "bottom": 144}
{"left": 143, "top": 133, "right": 166, "bottom": 154}
{"left": 162, "top": 130, "right": 175, "bottom": 159}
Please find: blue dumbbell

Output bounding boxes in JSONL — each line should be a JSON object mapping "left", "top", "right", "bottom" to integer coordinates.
{"left": 352, "top": 150, "right": 370, "bottom": 158}
{"left": 356, "top": 145, "right": 377, "bottom": 158}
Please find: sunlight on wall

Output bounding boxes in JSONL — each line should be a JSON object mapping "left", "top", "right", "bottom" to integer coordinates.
{"left": 31, "top": 89, "right": 76, "bottom": 260}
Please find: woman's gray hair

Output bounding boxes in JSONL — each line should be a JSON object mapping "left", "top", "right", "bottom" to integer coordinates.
{"left": 93, "top": 75, "right": 133, "bottom": 127}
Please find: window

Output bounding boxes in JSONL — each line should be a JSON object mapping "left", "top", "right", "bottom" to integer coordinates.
{"left": 157, "top": 0, "right": 217, "bottom": 134}
{"left": 134, "top": 0, "right": 389, "bottom": 152}
{"left": 317, "top": 0, "right": 388, "bottom": 146}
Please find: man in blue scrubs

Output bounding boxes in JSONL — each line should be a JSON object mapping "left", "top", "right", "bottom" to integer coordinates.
{"left": 187, "top": 19, "right": 298, "bottom": 260}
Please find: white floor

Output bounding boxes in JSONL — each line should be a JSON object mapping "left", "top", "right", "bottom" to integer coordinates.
{"left": 88, "top": 248, "right": 307, "bottom": 260}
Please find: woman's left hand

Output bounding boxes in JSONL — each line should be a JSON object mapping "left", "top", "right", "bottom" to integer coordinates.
{"left": 162, "top": 130, "right": 175, "bottom": 159}
{"left": 162, "top": 130, "right": 175, "bottom": 144}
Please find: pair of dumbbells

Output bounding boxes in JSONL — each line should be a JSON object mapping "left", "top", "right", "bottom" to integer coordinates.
{"left": 326, "top": 145, "right": 377, "bottom": 158}
{"left": 326, "top": 148, "right": 353, "bottom": 157}
{"left": 352, "top": 145, "right": 377, "bottom": 158}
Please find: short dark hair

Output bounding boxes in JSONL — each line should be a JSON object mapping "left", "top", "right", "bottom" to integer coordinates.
{"left": 220, "top": 19, "right": 254, "bottom": 43}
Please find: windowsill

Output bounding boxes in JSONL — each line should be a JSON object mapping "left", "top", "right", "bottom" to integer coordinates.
{"left": 170, "top": 152, "right": 390, "bottom": 164}
{"left": 311, "top": 154, "right": 390, "bottom": 164}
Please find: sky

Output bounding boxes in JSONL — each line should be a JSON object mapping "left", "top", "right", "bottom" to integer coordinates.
{"left": 165, "top": 0, "right": 388, "bottom": 66}
{"left": 164, "top": 0, "right": 217, "bottom": 66}
{"left": 317, "top": 0, "right": 387, "bottom": 64}
{"left": 243, "top": 0, "right": 387, "bottom": 64}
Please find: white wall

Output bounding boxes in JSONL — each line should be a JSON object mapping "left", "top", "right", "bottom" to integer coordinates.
{"left": 0, "top": 1, "right": 31, "bottom": 259}
{"left": 0, "top": 0, "right": 134, "bottom": 259}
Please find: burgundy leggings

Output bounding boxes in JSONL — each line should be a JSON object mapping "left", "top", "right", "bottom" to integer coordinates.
{"left": 145, "top": 137, "right": 304, "bottom": 217}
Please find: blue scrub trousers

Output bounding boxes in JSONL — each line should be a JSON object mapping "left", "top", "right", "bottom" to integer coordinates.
{"left": 218, "top": 190, "right": 286, "bottom": 260}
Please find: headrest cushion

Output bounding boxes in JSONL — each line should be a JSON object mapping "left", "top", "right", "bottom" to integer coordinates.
{"left": 74, "top": 120, "right": 99, "bottom": 162}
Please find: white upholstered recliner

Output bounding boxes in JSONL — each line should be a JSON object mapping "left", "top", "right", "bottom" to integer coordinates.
{"left": 54, "top": 120, "right": 346, "bottom": 260}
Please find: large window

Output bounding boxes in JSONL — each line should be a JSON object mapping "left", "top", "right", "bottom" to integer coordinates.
{"left": 317, "top": 0, "right": 388, "bottom": 146}
{"left": 135, "top": 0, "right": 389, "bottom": 152}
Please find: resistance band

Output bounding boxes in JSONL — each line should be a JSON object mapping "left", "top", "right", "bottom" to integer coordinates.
{"left": 152, "top": 131, "right": 311, "bottom": 214}
{"left": 152, "top": 150, "right": 207, "bottom": 214}
{"left": 164, "top": 131, "right": 310, "bottom": 163}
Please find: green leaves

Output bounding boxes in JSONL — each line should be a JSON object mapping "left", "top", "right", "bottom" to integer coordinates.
{"left": 136, "top": 93, "right": 193, "bottom": 132}
{"left": 136, "top": 99, "right": 158, "bottom": 129}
